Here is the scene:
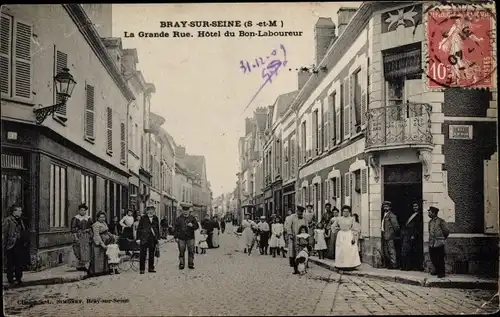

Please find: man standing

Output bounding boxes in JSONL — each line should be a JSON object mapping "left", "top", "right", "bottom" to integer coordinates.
{"left": 202, "top": 214, "right": 214, "bottom": 248}
{"left": 283, "top": 209, "right": 293, "bottom": 259}
{"left": 160, "top": 216, "right": 169, "bottom": 239}
{"left": 286, "top": 205, "right": 314, "bottom": 274}
{"left": 174, "top": 206, "right": 199, "bottom": 270}
{"left": 428, "top": 206, "right": 450, "bottom": 278}
{"left": 257, "top": 216, "right": 270, "bottom": 255}
{"left": 3, "top": 205, "right": 29, "bottom": 285}
{"left": 136, "top": 205, "right": 160, "bottom": 274}
{"left": 381, "top": 201, "right": 400, "bottom": 269}
{"left": 401, "top": 202, "right": 423, "bottom": 271}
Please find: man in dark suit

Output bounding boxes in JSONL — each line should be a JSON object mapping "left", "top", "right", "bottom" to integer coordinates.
{"left": 401, "top": 202, "right": 423, "bottom": 271}
{"left": 136, "top": 205, "right": 160, "bottom": 274}
{"left": 3, "top": 205, "right": 30, "bottom": 285}
{"left": 381, "top": 201, "right": 400, "bottom": 269}
{"left": 174, "top": 206, "right": 199, "bottom": 270}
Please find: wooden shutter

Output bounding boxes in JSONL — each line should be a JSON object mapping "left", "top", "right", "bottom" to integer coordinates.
{"left": 350, "top": 74, "right": 356, "bottom": 135}
{"left": 336, "top": 88, "right": 342, "bottom": 144}
{"left": 13, "top": 19, "right": 32, "bottom": 100}
{"left": 361, "top": 58, "right": 368, "bottom": 129}
{"left": 307, "top": 115, "right": 313, "bottom": 159}
{"left": 323, "top": 98, "right": 329, "bottom": 151}
{"left": 344, "top": 173, "right": 351, "bottom": 205}
{"left": 344, "top": 78, "right": 351, "bottom": 139}
{"left": 85, "top": 85, "right": 95, "bottom": 140}
{"left": 106, "top": 107, "right": 113, "bottom": 153}
{"left": 361, "top": 168, "right": 368, "bottom": 194}
{"left": 0, "top": 14, "right": 12, "bottom": 96}
{"left": 311, "top": 112, "right": 317, "bottom": 157}
{"left": 55, "top": 50, "right": 68, "bottom": 116}
{"left": 318, "top": 106, "right": 323, "bottom": 155}
{"left": 329, "top": 94, "right": 335, "bottom": 147}
{"left": 120, "top": 122, "right": 126, "bottom": 163}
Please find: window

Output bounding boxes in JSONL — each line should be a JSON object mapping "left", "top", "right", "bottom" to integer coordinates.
{"left": 81, "top": 173, "right": 95, "bottom": 218}
{"left": 343, "top": 78, "right": 351, "bottom": 139}
{"left": 50, "top": 163, "right": 67, "bottom": 228}
{"left": 353, "top": 69, "right": 362, "bottom": 130}
{"left": 290, "top": 136, "right": 295, "bottom": 177}
{"left": 0, "top": 14, "right": 32, "bottom": 101}
{"left": 54, "top": 50, "right": 68, "bottom": 118}
{"left": 120, "top": 122, "right": 126, "bottom": 164}
{"left": 313, "top": 110, "right": 319, "bottom": 154}
{"left": 329, "top": 92, "right": 337, "bottom": 146}
{"left": 85, "top": 85, "right": 95, "bottom": 141}
{"left": 301, "top": 121, "right": 306, "bottom": 163}
{"left": 106, "top": 107, "right": 113, "bottom": 154}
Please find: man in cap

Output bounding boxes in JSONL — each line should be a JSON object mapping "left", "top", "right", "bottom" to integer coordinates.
{"left": 401, "top": 202, "right": 424, "bottom": 271}
{"left": 174, "top": 206, "right": 199, "bottom": 270}
{"left": 136, "top": 205, "right": 160, "bottom": 274}
{"left": 257, "top": 215, "right": 271, "bottom": 255}
{"left": 428, "top": 206, "right": 449, "bottom": 278}
{"left": 381, "top": 201, "right": 400, "bottom": 269}
{"left": 286, "top": 205, "right": 314, "bottom": 274}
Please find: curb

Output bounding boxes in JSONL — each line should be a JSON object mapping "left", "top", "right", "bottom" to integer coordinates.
{"left": 3, "top": 274, "right": 88, "bottom": 290}
{"left": 309, "top": 258, "right": 497, "bottom": 289}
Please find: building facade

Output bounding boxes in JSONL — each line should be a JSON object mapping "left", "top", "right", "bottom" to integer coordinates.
{"left": 157, "top": 127, "right": 176, "bottom": 225}
{"left": 1, "top": 4, "right": 132, "bottom": 270}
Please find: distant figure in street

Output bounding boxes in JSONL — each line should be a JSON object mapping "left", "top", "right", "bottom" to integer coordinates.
{"left": 314, "top": 222, "right": 328, "bottom": 260}
{"left": 220, "top": 218, "right": 226, "bottom": 234}
{"left": 428, "top": 206, "right": 450, "bottom": 278}
{"left": 269, "top": 216, "right": 286, "bottom": 258}
{"left": 401, "top": 202, "right": 423, "bottom": 271}
{"left": 194, "top": 216, "right": 202, "bottom": 254}
{"left": 198, "top": 229, "right": 209, "bottom": 254}
{"left": 257, "top": 216, "right": 270, "bottom": 255}
{"left": 3, "top": 205, "right": 30, "bottom": 285}
{"left": 89, "top": 211, "right": 118, "bottom": 277}
{"left": 174, "top": 206, "right": 199, "bottom": 270}
{"left": 286, "top": 205, "right": 314, "bottom": 274}
{"left": 136, "top": 206, "right": 160, "bottom": 274}
{"left": 211, "top": 216, "right": 220, "bottom": 248}
{"left": 119, "top": 209, "right": 135, "bottom": 240}
{"left": 335, "top": 206, "right": 361, "bottom": 271}
{"left": 132, "top": 215, "right": 141, "bottom": 240}
{"left": 160, "top": 216, "right": 169, "bottom": 239}
{"left": 241, "top": 213, "right": 257, "bottom": 254}
{"left": 381, "top": 201, "right": 400, "bottom": 269}
{"left": 70, "top": 203, "right": 93, "bottom": 272}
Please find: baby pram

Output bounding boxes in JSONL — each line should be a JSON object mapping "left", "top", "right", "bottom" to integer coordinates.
{"left": 117, "top": 237, "right": 141, "bottom": 271}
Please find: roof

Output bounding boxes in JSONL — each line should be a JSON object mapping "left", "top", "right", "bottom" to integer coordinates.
{"left": 315, "top": 17, "right": 335, "bottom": 27}
{"left": 185, "top": 155, "right": 205, "bottom": 178}
{"left": 157, "top": 127, "right": 176, "bottom": 152}
{"left": 273, "top": 91, "right": 298, "bottom": 124}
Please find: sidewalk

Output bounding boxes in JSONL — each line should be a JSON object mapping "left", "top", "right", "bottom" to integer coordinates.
{"left": 309, "top": 256, "right": 498, "bottom": 289}
{"left": 3, "top": 236, "right": 175, "bottom": 290}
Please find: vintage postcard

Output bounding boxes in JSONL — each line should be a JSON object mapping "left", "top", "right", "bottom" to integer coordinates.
{"left": 1, "top": 1, "right": 498, "bottom": 316}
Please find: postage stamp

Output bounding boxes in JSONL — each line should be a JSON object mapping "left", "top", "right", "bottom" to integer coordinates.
{"left": 425, "top": 2, "right": 496, "bottom": 89}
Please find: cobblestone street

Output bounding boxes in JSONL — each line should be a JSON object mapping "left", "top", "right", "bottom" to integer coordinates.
{"left": 4, "top": 231, "right": 498, "bottom": 316}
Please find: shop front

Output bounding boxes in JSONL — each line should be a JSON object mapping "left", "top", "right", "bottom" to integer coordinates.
{"left": 272, "top": 180, "right": 283, "bottom": 219}
{"left": 282, "top": 181, "right": 295, "bottom": 215}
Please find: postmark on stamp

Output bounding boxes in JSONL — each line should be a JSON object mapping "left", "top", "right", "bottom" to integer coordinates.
{"left": 425, "top": 1, "right": 496, "bottom": 89}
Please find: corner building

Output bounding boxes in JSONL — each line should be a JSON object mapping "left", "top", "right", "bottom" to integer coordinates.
{"left": 293, "top": 2, "right": 497, "bottom": 275}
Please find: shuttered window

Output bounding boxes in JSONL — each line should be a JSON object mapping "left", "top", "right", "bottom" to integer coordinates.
{"left": 344, "top": 173, "right": 351, "bottom": 204}
{"left": 344, "top": 76, "right": 352, "bottom": 138}
{"left": 54, "top": 50, "right": 68, "bottom": 117}
{"left": 1, "top": 14, "right": 32, "bottom": 101}
{"left": 85, "top": 85, "right": 95, "bottom": 140}
{"left": 361, "top": 168, "right": 368, "bottom": 194}
{"left": 329, "top": 93, "right": 336, "bottom": 147}
{"left": 120, "top": 122, "right": 126, "bottom": 164}
{"left": 338, "top": 84, "right": 344, "bottom": 142}
{"left": 361, "top": 59, "right": 369, "bottom": 129}
{"left": 106, "top": 107, "right": 113, "bottom": 154}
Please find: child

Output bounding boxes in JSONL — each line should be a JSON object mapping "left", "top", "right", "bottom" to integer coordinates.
{"left": 295, "top": 225, "right": 312, "bottom": 275}
{"left": 198, "top": 229, "right": 209, "bottom": 254}
{"left": 106, "top": 242, "right": 120, "bottom": 275}
{"left": 314, "top": 222, "right": 328, "bottom": 260}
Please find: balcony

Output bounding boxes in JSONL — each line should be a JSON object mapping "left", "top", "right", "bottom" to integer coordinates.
{"left": 365, "top": 102, "right": 433, "bottom": 152}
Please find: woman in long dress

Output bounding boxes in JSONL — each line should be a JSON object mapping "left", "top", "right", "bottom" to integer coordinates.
{"left": 326, "top": 207, "right": 340, "bottom": 259}
{"left": 269, "top": 216, "right": 286, "bottom": 258}
{"left": 119, "top": 209, "right": 135, "bottom": 240}
{"left": 88, "top": 211, "right": 118, "bottom": 277}
{"left": 335, "top": 205, "right": 361, "bottom": 270}
{"left": 70, "top": 203, "right": 93, "bottom": 272}
{"left": 212, "top": 217, "right": 220, "bottom": 248}
{"left": 241, "top": 214, "right": 256, "bottom": 254}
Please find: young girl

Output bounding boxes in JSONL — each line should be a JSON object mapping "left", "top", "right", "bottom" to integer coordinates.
{"left": 105, "top": 242, "right": 120, "bottom": 275}
{"left": 295, "top": 225, "right": 312, "bottom": 275}
{"left": 198, "top": 229, "right": 209, "bottom": 254}
{"left": 314, "top": 222, "right": 328, "bottom": 259}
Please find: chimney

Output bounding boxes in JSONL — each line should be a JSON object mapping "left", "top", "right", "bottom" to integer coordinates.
{"left": 176, "top": 146, "right": 186, "bottom": 158}
{"left": 101, "top": 37, "right": 123, "bottom": 70}
{"left": 245, "top": 118, "right": 253, "bottom": 136}
{"left": 314, "top": 17, "right": 336, "bottom": 66}
{"left": 122, "top": 48, "right": 139, "bottom": 75}
{"left": 298, "top": 71, "right": 311, "bottom": 90}
{"left": 337, "top": 7, "right": 357, "bottom": 36}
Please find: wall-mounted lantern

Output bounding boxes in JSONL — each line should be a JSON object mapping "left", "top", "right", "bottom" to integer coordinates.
{"left": 34, "top": 68, "right": 77, "bottom": 124}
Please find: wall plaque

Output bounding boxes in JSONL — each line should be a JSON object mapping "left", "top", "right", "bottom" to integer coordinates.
{"left": 449, "top": 125, "right": 473, "bottom": 140}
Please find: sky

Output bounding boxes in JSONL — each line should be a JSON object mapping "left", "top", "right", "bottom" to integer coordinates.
{"left": 111, "top": 3, "right": 361, "bottom": 197}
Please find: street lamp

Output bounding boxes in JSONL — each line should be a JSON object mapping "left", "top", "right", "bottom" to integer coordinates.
{"left": 34, "top": 67, "right": 77, "bottom": 124}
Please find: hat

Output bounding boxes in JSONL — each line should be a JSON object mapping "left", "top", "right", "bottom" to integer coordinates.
{"left": 146, "top": 205, "right": 155, "bottom": 210}
{"left": 382, "top": 201, "right": 392, "bottom": 206}
{"left": 78, "top": 203, "right": 88, "bottom": 210}
{"left": 325, "top": 202, "right": 332, "bottom": 207}
{"left": 428, "top": 206, "right": 439, "bottom": 213}
{"left": 296, "top": 205, "right": 305, "bottom": 212}
{"left": 181, "top": 205, "right": 190, "bottom": 211}
{"left": 306, "top": 204, "right": 313, "bottom": 208}
{"left": 260, "top": 216, "right": 266, "bottom": 220}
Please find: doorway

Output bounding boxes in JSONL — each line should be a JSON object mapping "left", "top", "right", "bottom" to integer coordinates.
{"left": 383, "top": 163, "right": 423, "bottom": 267}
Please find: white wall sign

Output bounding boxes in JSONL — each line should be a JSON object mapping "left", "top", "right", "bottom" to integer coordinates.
{"left": 449, "top": 125, "right": 473, "bottom": 140}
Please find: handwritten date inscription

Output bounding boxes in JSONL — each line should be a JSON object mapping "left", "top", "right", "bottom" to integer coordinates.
{"left": 242, "top": 45, "right": 287, "bottom": 112}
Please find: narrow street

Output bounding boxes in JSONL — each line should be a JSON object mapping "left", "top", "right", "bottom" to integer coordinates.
{"left": 4, "top": 227, "right": 498, "bottom": 316}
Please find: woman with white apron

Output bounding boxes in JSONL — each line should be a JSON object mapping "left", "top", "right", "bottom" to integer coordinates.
{"left": 241, "top": 213, "right": 256, "bottom": 254}
{"left": 335, "top": 205, "right": 361, "bottom": 271}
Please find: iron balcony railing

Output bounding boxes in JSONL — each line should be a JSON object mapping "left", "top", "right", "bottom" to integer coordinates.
{"left": 365, "top": 102, "right": 433, "bottom": 150}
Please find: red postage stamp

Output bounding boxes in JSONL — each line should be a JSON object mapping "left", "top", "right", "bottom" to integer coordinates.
{"left": 426, "top": 4, "right": 495, "bottom": 89}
